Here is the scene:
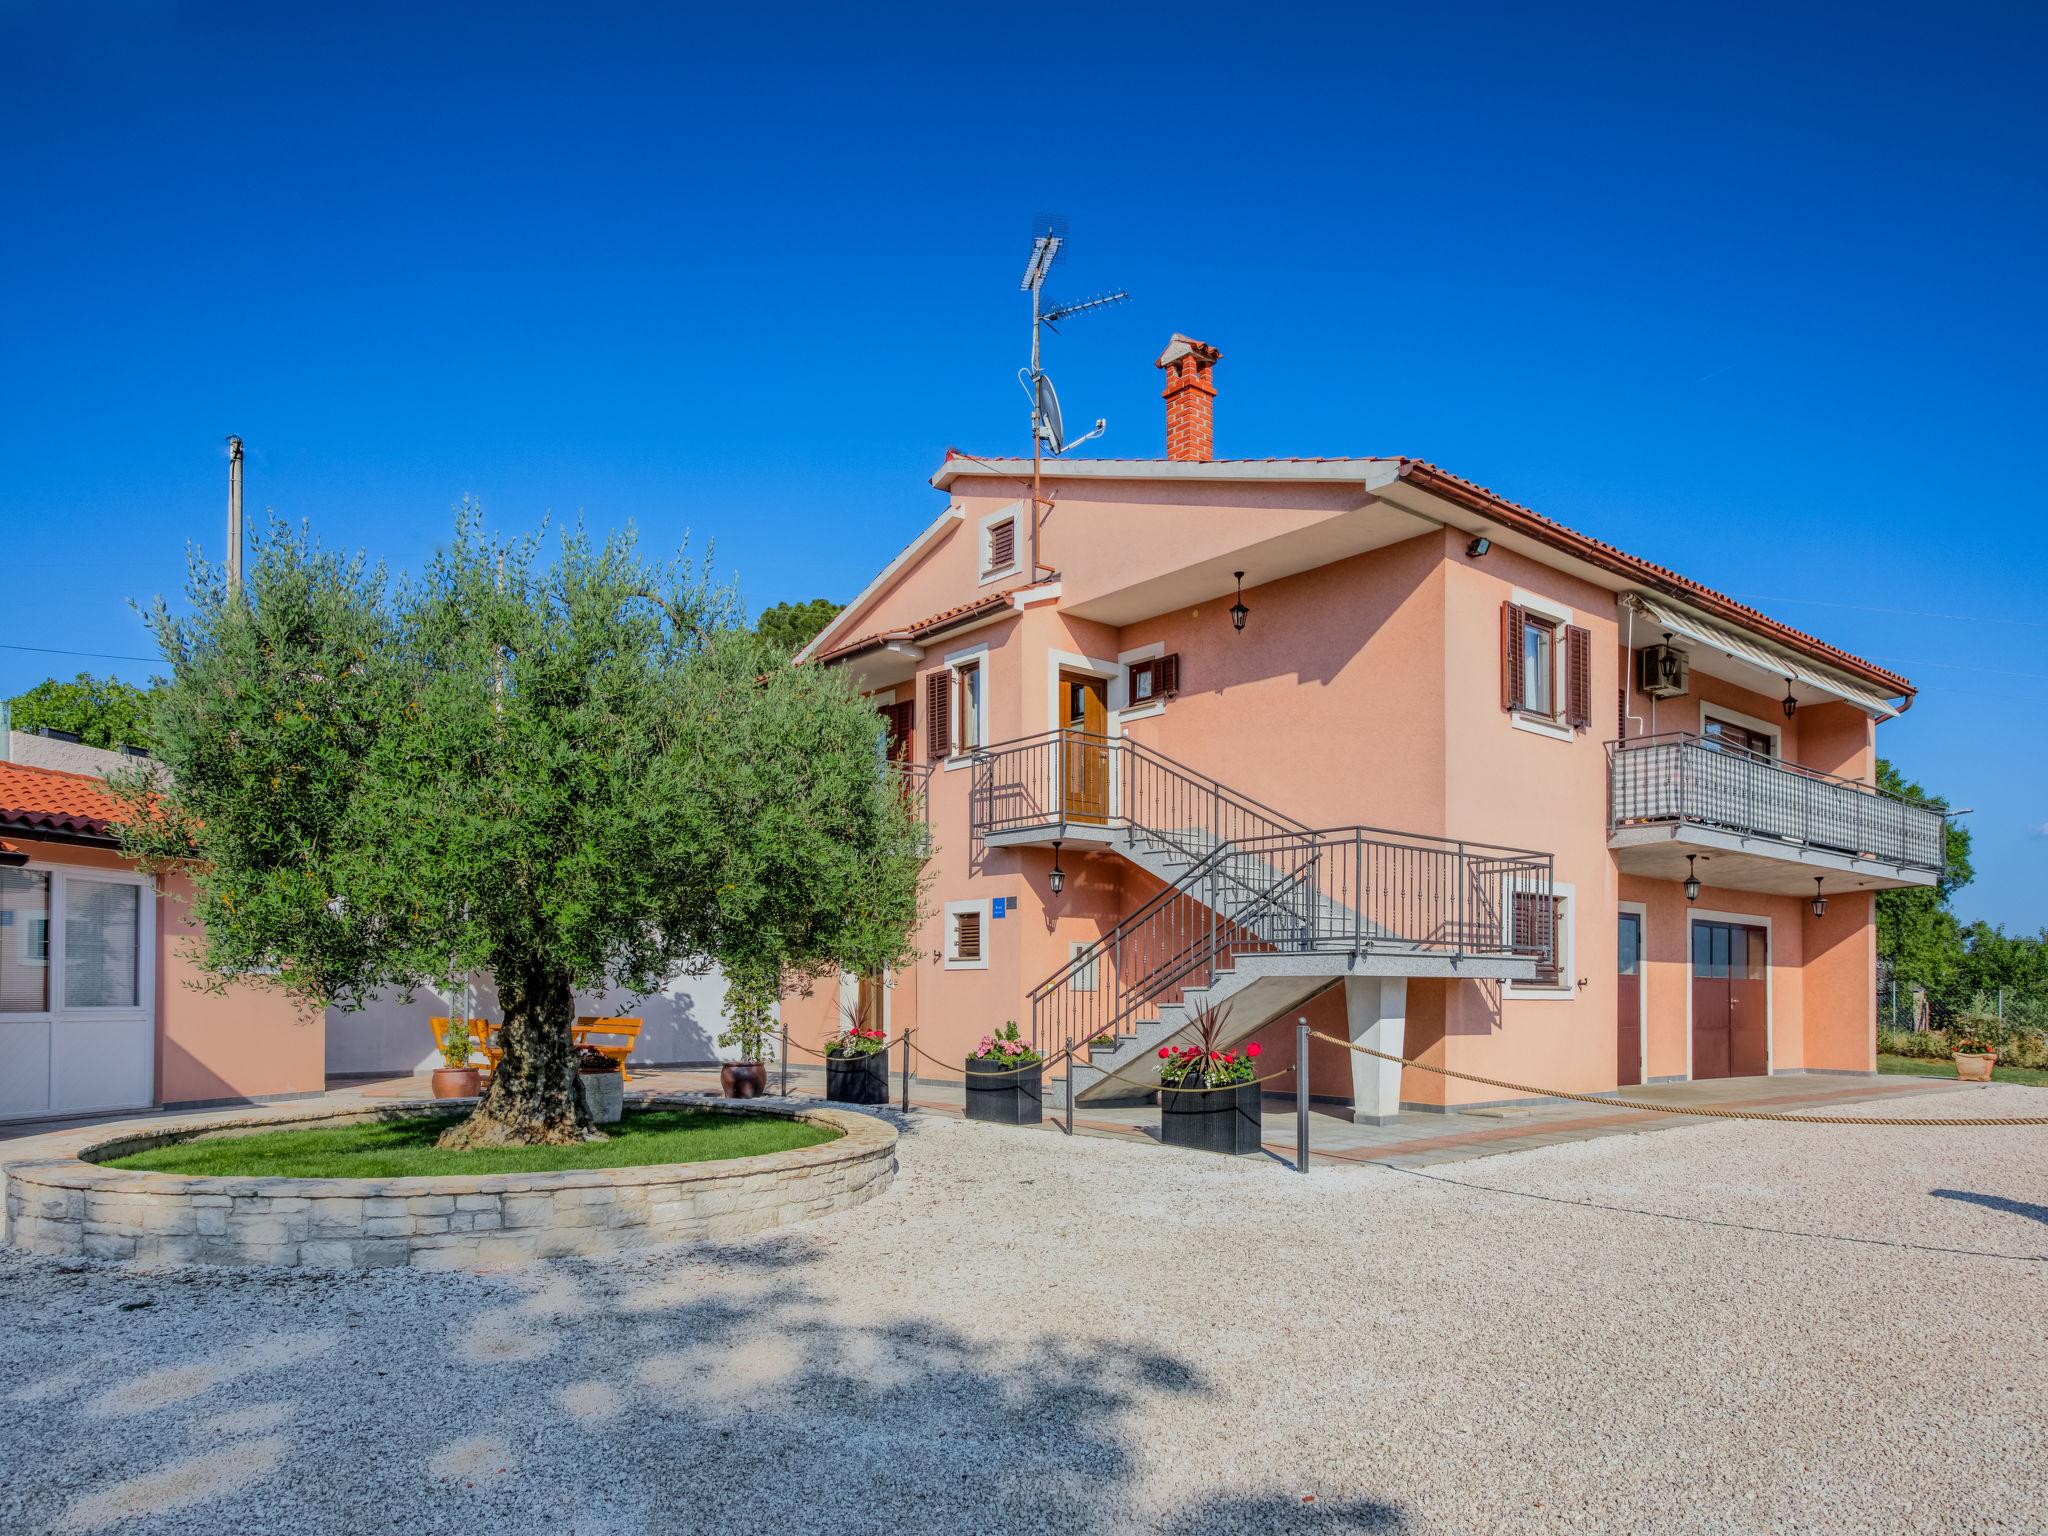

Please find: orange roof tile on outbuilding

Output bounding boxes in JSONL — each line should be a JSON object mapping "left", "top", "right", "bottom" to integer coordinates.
{"left": 0, "top": 761, "right": 126, "bottom": 840}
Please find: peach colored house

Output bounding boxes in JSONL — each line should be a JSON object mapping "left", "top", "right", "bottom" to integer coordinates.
{"left": 0, "top": 761, "right": 322, "bottom": 1123}
{"left": 785, "top": 335, "right": 1944, "bottom": 1120}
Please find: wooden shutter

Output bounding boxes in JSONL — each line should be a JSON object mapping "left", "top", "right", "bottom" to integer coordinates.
{"left": 925, "top": 671, "right": 951, "bottom": 762}
{"left": 988, "top": 518, "right": 1015, "bottom": 573}
{"left": 954, "top": 908, "right": 982, "bottom": 962}
{"left": 1501, "top": 602, "right": 1526, "bottom": 712}
{"left": 1512, "top": 892, "right": 1560, "bottom": 983}
{"left": 1566, "top": 625, "right": 1592, "bottom": 730}
{"left": 1155, "top": 653, "right": 1180, "bottom": 696}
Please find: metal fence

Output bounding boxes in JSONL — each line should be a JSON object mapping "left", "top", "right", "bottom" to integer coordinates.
{"left": 1608, "top": 733, "right": 1946, "bottom": 873}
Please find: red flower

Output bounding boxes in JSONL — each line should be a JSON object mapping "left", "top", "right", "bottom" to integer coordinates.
{"left": 1157, "top": 1046, "right": 1169, "bottom": 1058}
{"left": 1247, "top": 1042, "right": 1262, "bottom": 1058}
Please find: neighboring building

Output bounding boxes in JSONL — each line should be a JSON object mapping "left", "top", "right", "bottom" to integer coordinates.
{"left": 0, "top": 761, "right": 322, "bottom": 1122}
{"left": 325, "top": 972, "right": 743, "bottom": 1078}
{"left": 784, "top": 334, "right": 1945, "bottom": 1118}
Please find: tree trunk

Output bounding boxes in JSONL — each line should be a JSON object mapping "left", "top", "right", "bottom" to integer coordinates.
{"left": 436, "top": 959, "right": 594, "bottom": 1148}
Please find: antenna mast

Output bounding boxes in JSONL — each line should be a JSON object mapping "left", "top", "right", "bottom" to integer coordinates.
{"left": 1018, "top": 217, "right": 1125, "bottom": 582}
{"left": 226, "top": 435, "right": 245, "bottom": 594}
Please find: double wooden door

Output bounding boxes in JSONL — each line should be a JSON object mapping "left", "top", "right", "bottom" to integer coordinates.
{"left": 1691, "top": 921, "right": 1768, "bottom": 1079}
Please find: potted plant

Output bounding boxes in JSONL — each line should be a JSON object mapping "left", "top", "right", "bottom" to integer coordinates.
{"left": 575, "top": 1045, "right": 625, "bottom": 1124}
{"left": 1952, "top": 1032, "right": 1998, "bottom": 1083}
{"left": 826, "top": 994, "right": 891, "bottom": 1106}
{"left": 965, "top": 1021, "right": 1043, "bottom": 1126}
{"left": 431, "top": 1018, "right": 484, "bottom": 1100}
{"left": 716, "top": 962, "right": 776, "bottom": 1099}
{"left": 1157, "top": 1003, "right": 1264, "bottom": 1155}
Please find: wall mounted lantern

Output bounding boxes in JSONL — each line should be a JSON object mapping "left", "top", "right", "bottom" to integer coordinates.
{"left": 1783, "top": 680, "right": 1798, "bottom": 719}
{"left": 1811, "top": 877, "right": 1827, "bottom": 918}
{"left": 1049, "top": 840, "right": 1065, "bottom": 897}
{"left": 1684, "top": 854, "right": 1702, "bottom": 904}
{"left": 1229, "top": 571, "right": 1249, "bottom": 633}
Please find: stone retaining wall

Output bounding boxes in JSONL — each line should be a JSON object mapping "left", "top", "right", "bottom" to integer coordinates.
{"left": 2, "top": 1096, "right": 895, "bottom": 1271}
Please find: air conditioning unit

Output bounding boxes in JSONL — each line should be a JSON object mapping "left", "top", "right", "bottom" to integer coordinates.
{"left": 1637, "top": 643, "right": 1690, "bottom": 699}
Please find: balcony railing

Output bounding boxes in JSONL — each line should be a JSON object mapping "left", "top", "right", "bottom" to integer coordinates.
{"left": 1607, "top": 733, "right": 1946, "bottom": 874}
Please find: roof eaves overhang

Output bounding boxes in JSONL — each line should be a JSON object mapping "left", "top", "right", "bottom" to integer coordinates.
{"left": 931, "top": 454, "right": 1404, "bottom": 492}
{"left": 1384, "top": 463, "right": 1914, "bottom": 709}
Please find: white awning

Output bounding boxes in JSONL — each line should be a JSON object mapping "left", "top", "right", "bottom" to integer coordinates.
{"left": 1623, "top": 592, "right": 1901, "bottom": 719}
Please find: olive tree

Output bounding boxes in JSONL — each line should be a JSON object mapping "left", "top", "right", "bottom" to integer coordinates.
{"left": 114, "top": 510, "right": 925, "bottom": 1146}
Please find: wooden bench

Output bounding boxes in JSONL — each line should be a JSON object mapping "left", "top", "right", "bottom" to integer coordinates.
{"left": 573, "top": 1016, "right": 643, "bottom": 1082}
{"left": 429, "top": 1016, "right": 501, "bottom": 1074}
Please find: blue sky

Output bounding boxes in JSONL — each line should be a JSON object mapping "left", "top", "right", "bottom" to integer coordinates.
{"left": 2, "top": 3, "right": 2043, "bottom": 928}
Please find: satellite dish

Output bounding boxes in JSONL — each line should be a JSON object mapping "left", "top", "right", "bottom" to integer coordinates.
{"left": 1035, "top": 372, "right": 1065, "bottom": 454}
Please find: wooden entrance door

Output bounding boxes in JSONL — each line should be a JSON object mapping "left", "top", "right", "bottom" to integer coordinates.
{"left": 1616, "top": 911, "right": 1643, "bottom": 1088}
{"left": 1691, "top": 921, "right": 1767, "bottom": 1079}
{"left": 1060, "top": 673, "right": 1110, "bottom": 823}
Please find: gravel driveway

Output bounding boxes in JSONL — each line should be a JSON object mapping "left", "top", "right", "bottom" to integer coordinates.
{"left": 3, "top": 1085, "right": 2044, "bottom": 1535}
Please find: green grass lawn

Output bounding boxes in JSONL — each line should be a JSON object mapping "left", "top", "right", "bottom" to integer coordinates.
{"left": 1877, "top": 1052, "right": 2048, "bottom": 1088}
{"left": 101, "top": 1106, "right": 839, "bottom": 1179}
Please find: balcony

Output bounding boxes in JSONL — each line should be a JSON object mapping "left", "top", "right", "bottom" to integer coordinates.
{"left": 1607, "top": 733, "right": 1945, "bottom": 894}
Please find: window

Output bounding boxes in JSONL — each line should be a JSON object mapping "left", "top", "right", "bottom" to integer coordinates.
{"left": 979, "top": 506, "right": 1023, "bottom": 582}
{"left": 1502, "top": 602, "right": 1592, "bottom": 731}
{"left": 1068, "top": 940, "right": 1099, "bottom": 992}
{"left": 1703, "top": 714, "right": 1775, "bottom": 759}
{"left": 1509, "top": 888, "right": 1572, "bottom": 994}
{"left": 65, "top": 877, "right": 140, "bottom": 1008}
{"left": 1, "top": 869, "right": 50, "bottom": 1013}
{"left": 1126, "top": 653, "right": 1181, "bottom": 706}
{"left": 956, "top": 661, "right": 981, "bottom": 752}
{"left": 944, "top": 899, "right": 989, "bottom": 969}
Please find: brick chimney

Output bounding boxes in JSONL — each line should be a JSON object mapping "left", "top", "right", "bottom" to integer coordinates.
{"left": 1155, "top": 334, "right": 1221, "bottom": 461}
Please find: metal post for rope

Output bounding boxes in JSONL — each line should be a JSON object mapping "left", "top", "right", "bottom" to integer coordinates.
{"left": 1296, "top": 1017, "right": 1310, "bottom": 1174}
{"left": 899, "top": 1029, "right": 913, "bottom": 1113}
{"left": 1064, "top": 1035, "right": 1074, "bottom": 1137}
{"left": 779, "top": 1018, "right": 789, "bottom": 1098}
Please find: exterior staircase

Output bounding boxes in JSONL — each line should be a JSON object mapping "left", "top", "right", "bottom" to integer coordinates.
{"left": 971, "top": 731, "right": 1554, "bottom": 1105}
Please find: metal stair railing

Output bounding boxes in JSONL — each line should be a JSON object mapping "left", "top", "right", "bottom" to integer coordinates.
{"left": 1029, "top": 823, "right": 1553, "bottom": 1053}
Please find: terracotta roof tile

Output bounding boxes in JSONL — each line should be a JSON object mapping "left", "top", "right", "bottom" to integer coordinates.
{"left": 0, "top": 762, "right": 125, "bottom": 838}
{"left": 808, "top": 591, "right": 1022, "bottom": 665}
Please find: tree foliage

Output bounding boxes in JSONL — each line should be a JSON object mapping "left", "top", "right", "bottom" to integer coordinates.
{"left": 755, "top": 598, "right": 843, "bottom": 655}
{"left": 6, "top": 672, "right": 156, "bottom": 750}
{"left": 1874, "top": 757, "right": 2048, "bottom": 1008}
{"left": 114, "top": 511, "right": 926, "bottom": 1144}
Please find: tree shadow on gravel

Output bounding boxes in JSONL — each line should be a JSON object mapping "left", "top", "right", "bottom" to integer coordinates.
{"left": 0, "top": 1238, "right": 1411, "bottom": 1535}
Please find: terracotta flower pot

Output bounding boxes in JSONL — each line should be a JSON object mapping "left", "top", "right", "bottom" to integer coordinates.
{"left": 1953, "top": 1051, "right": 1996, "bottom": 1083}
{"left": 431, "top": 1066, "right": 482, "bottom": 1099}
{"left": 721, "top": 1062, "right": 767, "bottom": 1099}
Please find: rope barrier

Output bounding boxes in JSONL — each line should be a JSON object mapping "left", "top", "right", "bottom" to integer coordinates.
{"left": 1306, "top": 1029, "right": 2048, "bottom": 1127}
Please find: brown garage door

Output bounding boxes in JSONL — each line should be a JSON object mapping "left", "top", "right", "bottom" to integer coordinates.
{"left": 1691, "top": 921, "right": 1767, "bottom": 1079}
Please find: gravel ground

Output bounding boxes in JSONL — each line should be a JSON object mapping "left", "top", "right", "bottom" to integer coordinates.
{"left": 3, "top": 1085, "right": 2045, "bottom": 1535}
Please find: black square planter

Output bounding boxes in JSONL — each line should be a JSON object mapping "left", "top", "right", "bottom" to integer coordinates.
{"left": 1158, "top": 1080, "right": 1263, "bottom": 1155}
{"left": 964, "top": 1057, "right": 1043, "bottom": 1126}
{"left": 826, "top": 1050, "right": 891, "bottom": 1105}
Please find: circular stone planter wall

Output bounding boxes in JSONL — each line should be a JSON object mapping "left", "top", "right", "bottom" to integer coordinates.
{"left": 1, "top": 1095, "right": 894, "bottom": 1272}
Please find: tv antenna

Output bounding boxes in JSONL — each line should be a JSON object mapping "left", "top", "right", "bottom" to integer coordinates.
{"left": 1018, "top": 214, "right": 1125, "bottom": 579}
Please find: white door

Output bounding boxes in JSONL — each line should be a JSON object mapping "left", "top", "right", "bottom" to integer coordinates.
{"left": 0, "top": 865, "right": 154, "bottom": 1120}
